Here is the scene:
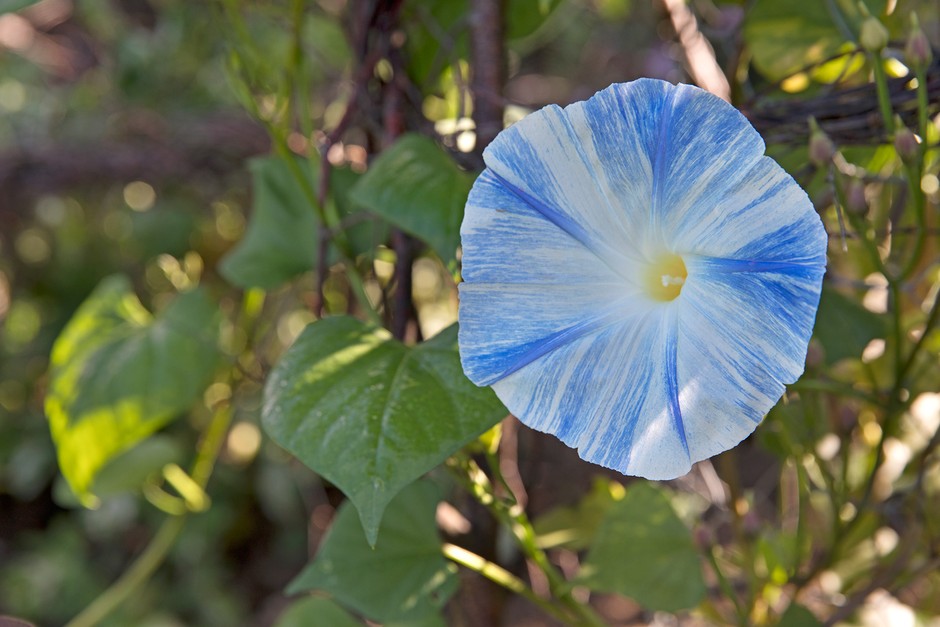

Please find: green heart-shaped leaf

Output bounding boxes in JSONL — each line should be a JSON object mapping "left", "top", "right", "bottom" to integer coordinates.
{"left": 262, "top": 316, "right": 505, "bottom": 544}
{"left": 221, "top": 155, "right": 384, "bottom": 289}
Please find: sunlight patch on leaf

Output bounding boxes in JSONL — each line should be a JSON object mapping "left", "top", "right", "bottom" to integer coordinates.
{"left": 45, "top": 276, "right": 221, "bottom": 505}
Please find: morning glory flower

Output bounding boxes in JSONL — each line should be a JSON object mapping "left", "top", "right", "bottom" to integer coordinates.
{"left": 458, "top": 79, "right": 827, "bottom": 480}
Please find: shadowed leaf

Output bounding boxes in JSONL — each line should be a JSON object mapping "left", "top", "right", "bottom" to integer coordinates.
{"left": 578, "top": 482, "right": 706, "bottom": 611}
{"left": 287, "top": 480, "right": 455, "bottom": 623}
{"left": 350, "top": 134, "right": 473, "bottom": 266}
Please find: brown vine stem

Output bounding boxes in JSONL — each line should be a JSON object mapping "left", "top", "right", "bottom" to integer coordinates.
{"left": 469, "top": 0, "right": 505, "bottom": 152}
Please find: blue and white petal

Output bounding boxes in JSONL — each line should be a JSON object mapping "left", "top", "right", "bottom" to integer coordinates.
{"left": 675, "top": 258, "right": 826, "bottom": 464}
{"left": 491, "top": 306, "right": 692, "bottom": 480}
{"left": 459, "top": 169, "right": 645, "bottom": 387}
{"left": 670, "top": 157, "right": 828, "bottom": 263}
{"left": 481, "top": 83, "right": 668, "bottom": 265}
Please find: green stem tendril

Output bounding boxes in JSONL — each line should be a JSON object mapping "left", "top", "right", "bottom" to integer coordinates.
{"left": 65, "top": 404, "right": 235, "bottom": 627}
{"left": 869, "top": 52, "right": 895, "bottom": 137}
{"left": 442, "top": 543, "right": 575, "bottom": 624}
{"left": 65, "top": 290, "right": 263, "bottom": 627}
{"left": 446, "top": 454, "right": 607, "bottom": 627}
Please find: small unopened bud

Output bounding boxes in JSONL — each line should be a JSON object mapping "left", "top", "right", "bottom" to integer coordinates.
{"left": 805, "top": 340, "right": 825, "bottom": 369}
{"left": 808, "top": 118, "right": 836, "bottom": 166}
{"left": 894, "top": 123, "right": 919, "bottom": 162}
{"left": 845, "top": 178, "right": 868, "bottom": 215}
{"left": 860, "top": 16, "right": 890, "bottom": 53}
{"left": 693, "top": 525, "right": 714, "bottom": 549}
{"left": 905, "top": 14, "right": 933, "bottom": 69}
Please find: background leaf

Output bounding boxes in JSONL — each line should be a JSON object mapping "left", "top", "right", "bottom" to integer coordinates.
{"left": 0, "top": 0, "right": 40, "bottom": 15}
{"left": 533, "top": 479, "right": 622, "bottom": 550}
{"left": 349, "top": 134, "right": 474, "bottom": 266}
{"left": 273, "top": 597, "right": 362, "bottom": 627}
{"left": 262, "top": 316, "right": 505, "bottom": 544}
{"left": 402, "top": 0, "right": 562, "bottom": 85}
{"left": 219, "top": 156, "right": 318, "bottom": 288}
{"left": 44, "top": 276, "right": 221, "bottom": 505}
{"left": 220, "top": 155, "right": 384, "bottom": 289}
{"left": 813, "top": 286, "right": 887, "bottom": 365}
{"left": 778, "top": 603, "right": 823, "bottom": 626}
{"left": 578, "top": 482, "right": 706, "bottom": 612}
{"left": 287, "top": 480, "right": 456, "bottom": 623}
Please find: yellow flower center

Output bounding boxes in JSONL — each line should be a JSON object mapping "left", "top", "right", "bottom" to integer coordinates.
{"left": 643, "top": 253, "right": 687, "bottom": 302}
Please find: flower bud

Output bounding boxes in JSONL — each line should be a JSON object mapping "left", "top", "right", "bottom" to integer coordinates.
{"left": 845, "top": 178, "right": 868, "bottom": 215}
{"left": 808, "top": 118, "right": 835, "bottom": 166}
{"left": 905, "top": 14, "right": 933, "bottom": 69}
{"left": 860, "top": 16, "right": 890, "bottom": 53}
{"left": 805, "top": 339, "right": 825, "bottom": 369}
{"left": 894, "top": 123, "right": 919, "bottom": 162}
{"left": 693, "top": 525, "right": 714, "bottom": 549}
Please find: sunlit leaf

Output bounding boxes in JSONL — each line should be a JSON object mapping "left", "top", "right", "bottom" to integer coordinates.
{"left": 287, "top": 480, "right": 456, "bottom": 623}
{"left": 578, "top": 482, "right": 706, "bottom": 611}
{"left": 350, "top": 134, "right": 473, "bottom": 266}
{"left": 809, "top": 47, "right": 865, "bottom": 84}
{"left": 533, "top": 479, "right": 623, "bottom": 550}
{"left": 262, "top": 316, "right": 505, "bottom": 544}
{"left": 744, "top": 0, "right": 885, "bottom": 82}
{"left": 45, "top": 276, "right": 221, "bottom": 505}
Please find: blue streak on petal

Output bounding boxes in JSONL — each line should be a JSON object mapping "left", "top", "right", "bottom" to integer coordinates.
{"left": 459, "top": 280, "right": 650, "bottom": 388}
{"left": 463, "top": 299, "right": 627, "bottom": 387}
{"left": 656, "top": 84, "right": 767, "bottom": 239}
{"left": 482, "top": 102, "right": 652, "bottom": 265}
{"left": 486, "top": 169, "right": 598, "bottom": 255}
{"left": 650, "top": 85, "right": 679, "bottom": 237}
{"left": 491, "top": 309, "right": 693, "bottom": 479}
{"left": 461, "top": 169, "right": 626, "bottom": 286}
{"left": 684, "top": 259, "right": 824, "bottom": 387}
{"left": 485, "top": 169, "right": 638, "bottom": 281}
{"left": 663, "top": 307, "right": 689, "bottom": 457}
{"left": 730, "top": 220, "right": 829, "bottom": 264}
{"left": 671, "top": 157, "right": 827, "bottom": 262}
{"left": 691, "top": 256, "right": 825, "bottom": 278}
{"left": 575, "top": 80, "right": 667, "bottom": 258}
